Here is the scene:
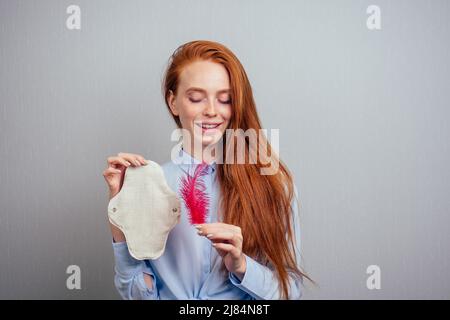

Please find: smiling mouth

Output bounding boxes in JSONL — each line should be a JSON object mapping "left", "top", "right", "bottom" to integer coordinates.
{"left": 195, "top": 123, "right": 222, "bottom": 130}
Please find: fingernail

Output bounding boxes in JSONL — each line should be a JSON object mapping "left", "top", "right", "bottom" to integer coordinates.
{"left": 197, "top": 230, "right": 203, "bottom": 235}
{"left": 193, "top": 225, "right": 202, "bottom": 229}
{"left": 212, "top": 243, "right": 217, "bottom": 247}
{"left": 206, "top": 234, "right": 213, "bottom": 238}
{"left": 125, "top": 161, "right": 131, "bottom": 166}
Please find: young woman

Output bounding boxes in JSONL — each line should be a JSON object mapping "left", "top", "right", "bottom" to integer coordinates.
{"left": 102, "top": 40, "right": 310, "bottom": 300}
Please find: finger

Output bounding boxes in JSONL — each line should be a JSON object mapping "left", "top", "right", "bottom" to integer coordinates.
{"left": 205, "top": 232, "right": 242, "bottom": 248}
{"left": 123, "top": 156, "right": 141, "bottom": 167}
{"left": 107, "top": 156, "right": 132, "bottom": 168}
{"left": 118, "top": 153, "right": 147, "bottom": 166}
{"left": 213, "top": 246, "right": 227, "bottom": 258}
{"left": 103, "top": 167, "right": 122, "bottom": 176}
{"left": 212, "top": 243, "right": 240, "bottom": 258}
{"left": 196, "top": 225, "right": 227, "bottom": 236}
{"left": 136, "top": 155, "right": 149, "bottom": 165}
{"left": 197, "top": 223, "right": 241, "bottom": 236}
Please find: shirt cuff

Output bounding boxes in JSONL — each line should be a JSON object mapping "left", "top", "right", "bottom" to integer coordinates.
{"left": 135, "top": 270, "right": 158, "bottom": 298}
{"left": 229, "top": 254, "right": 266, "bottom": 299}
{"left": 112, "top": 240, "right": 143, "bottom": 278}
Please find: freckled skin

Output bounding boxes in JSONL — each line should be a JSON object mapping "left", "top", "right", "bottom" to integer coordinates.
{"left": 167, "top": 60, "right": 232, "bottom": 160}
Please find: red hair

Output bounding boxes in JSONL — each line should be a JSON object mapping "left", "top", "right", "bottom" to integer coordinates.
{"left": 162, "top": 40, "right": 311, "bottom": 299}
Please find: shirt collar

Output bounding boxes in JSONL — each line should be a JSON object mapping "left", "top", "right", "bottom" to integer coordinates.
{"left": 177, "top": 146, "right": 217, "bottom": 174}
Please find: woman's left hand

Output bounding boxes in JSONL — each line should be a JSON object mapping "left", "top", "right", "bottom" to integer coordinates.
{"left": 195, "top": 223, "right": 246, "bottom": 280}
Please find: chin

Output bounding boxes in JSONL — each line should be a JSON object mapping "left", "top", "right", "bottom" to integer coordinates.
{"left": 202, "top": 133, "right": 222, "bottom": 147}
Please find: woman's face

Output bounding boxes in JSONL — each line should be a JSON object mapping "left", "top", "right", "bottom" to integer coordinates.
{"left": 168, "top": 60, "right": 232, "bottom": 149}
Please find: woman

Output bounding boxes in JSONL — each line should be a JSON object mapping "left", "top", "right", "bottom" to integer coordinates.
{"left": 102, "top": 40, "right": 310, "bottom": 300}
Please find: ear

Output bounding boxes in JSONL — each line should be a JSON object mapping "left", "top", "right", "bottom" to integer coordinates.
{"left": 168, "top": 90, "right": 179, "bottom": 116}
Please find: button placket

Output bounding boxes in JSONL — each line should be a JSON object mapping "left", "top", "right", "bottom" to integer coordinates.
{"left": 207, "top": 174, "right": 214, "bottom": 274}
{"left": 201, "top": 173, "right": 212, "bottom": 277}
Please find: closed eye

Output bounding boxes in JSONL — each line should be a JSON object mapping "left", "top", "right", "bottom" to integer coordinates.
{"left": 189, "top": 98, "right": 231, "bottom": 104}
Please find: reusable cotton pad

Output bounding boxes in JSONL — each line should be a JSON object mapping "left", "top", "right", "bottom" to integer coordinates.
{"left": 108, "top": 160, "right": 181, "bottom": 260}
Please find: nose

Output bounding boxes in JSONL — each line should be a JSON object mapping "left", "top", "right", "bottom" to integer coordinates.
{"left": 203, "top": 100, "right": 217, "bottom": 117}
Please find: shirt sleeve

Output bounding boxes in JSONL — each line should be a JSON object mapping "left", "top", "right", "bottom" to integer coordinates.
{"left": 112, "top": 240, "right": 159, "bottom": 300}
{"left": 228, "top": 184, "right": 303, "bottom": 300}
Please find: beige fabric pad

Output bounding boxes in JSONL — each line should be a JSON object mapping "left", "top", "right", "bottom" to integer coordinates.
{"left": 108, "top": 160, "right": 181, "bottom": 260}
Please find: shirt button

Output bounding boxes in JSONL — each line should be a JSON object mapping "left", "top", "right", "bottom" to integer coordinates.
{"left": 172, "top": 208, "right": 178, "bottom": 212}
{"left": 112, "top": 207, "right": 117, "bottom": 212}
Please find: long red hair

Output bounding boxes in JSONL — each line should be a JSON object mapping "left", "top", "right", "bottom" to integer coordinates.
{"left": 162, "top": 40, "right": 311, "bottom": 299}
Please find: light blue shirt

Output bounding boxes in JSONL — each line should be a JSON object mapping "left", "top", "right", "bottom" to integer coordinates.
{"left": 111, "top": 147, "right": 303, "bottom": 300}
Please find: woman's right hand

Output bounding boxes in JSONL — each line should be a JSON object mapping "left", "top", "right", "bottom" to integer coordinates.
{"left": 102, "top": 152, "right": 149, "bottom": 199}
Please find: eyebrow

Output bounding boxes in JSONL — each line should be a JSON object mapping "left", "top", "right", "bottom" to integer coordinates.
{"left": 185, "top": 87, "right": 231, "bottom": 94}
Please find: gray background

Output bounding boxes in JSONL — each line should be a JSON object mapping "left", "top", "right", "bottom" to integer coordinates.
{"left": 0, "top": 0, "right": 449, "bottom": 299}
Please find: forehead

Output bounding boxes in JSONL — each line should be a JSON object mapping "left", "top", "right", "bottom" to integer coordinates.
{"left": 178, "top": 60, "right": 230, "bottom": 92}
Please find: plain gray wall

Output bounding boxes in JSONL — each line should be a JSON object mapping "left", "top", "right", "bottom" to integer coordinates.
{"left": 1, "top": 0, "right": 449, "bottom": 299}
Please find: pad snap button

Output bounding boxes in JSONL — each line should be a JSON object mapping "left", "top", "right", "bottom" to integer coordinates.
{"left": 172, "top": 208, "right": 178, "bottom": 212}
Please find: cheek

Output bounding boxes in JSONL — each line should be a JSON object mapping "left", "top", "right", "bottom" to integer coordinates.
{"left": 221, "top": 105, "right": 232, "bottom": 121}
{"left": 178, "top": 103, "right": 197, "bottom": 123}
